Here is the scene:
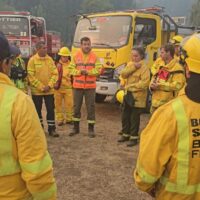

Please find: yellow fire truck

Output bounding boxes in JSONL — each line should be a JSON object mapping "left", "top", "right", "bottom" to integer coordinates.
{"left": 72, "top": 7, "right": 197, "bottom": 102}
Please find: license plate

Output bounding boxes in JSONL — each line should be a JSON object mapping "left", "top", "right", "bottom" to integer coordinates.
{"left": 100, "top": 86, "right": 108, "bottom": 90}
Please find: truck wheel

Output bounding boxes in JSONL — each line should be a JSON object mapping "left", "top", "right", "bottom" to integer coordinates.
{"left": 95, "top": 94, "right": 107, "bottom": 103}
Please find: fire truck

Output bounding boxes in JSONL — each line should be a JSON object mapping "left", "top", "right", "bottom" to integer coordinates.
{"left": 72, "top": 7, "right": 198, "bottom": 103}
{"left": 0, "top": 11, "right": 47, "bottom": 61}
{"left": 46, "top": 30, "right": 62, "bottom": 58}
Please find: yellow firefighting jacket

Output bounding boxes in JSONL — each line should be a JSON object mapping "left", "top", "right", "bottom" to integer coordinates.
{"left": 56, "top": 60, "right": 72, "bottom": 92}
{"left": 0, "top": 73, "right": 57, "bottom": 200}
{"left": 120, "top": 60, "right": 150, "bottom": 108}
{"left": 134, "top": 93, "right": 200, "bottom": 200}
{"left": 27, "top": 53, "right": 58, "bottom": 95}
{"left": 151, "top": 57, "right": 165, "bottom": 76}
{"left": 151, "top": 58, "right": 185, "bottom": 108}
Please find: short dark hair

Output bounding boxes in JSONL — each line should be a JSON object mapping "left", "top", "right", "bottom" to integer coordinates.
{"left": 80, "top": 37, "right": 91, "bottom": 44}
{"left": 164, "top": 44, "right": 175, "bottom": 57}
{"left": 36, "top": 41, "right": 45, "bottom": 50}
{"left": 132, "top": 47, "right": 146, "bottom": 59}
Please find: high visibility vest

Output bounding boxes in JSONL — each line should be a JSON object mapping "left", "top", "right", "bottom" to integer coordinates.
{"left": 0, "top": 84, "right": 21, "bottom": 176}
{"left": 73, "top": 51, "right": 97, "bottom": 89}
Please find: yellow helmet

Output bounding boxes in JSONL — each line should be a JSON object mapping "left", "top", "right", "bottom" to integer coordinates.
{"left": 58, "top": 47, "right": 71, "bottom": 56}
{"left": 116, "top": 90, "right": 125, "bottom": 104}
{"left": 170, "top": 35, "right": 183, "bottom": 45}
{"left": 180, "top": 33, "right": 200, "bottom": 74}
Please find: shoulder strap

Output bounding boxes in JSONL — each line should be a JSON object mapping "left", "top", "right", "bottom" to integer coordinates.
{"left": 170, "top": 70, "right": 184, "bottom": 75}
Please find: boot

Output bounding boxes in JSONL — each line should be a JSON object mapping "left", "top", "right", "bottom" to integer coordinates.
{"left": 127, "top": 139, "right": 138, "bottom": 147}
{"left": 69, "top": 121, "right": 80, "bottom": 136}
{"left": 66, "top": 121, "right": 74, "bottom": 125}
{"left": 118, "top": 135, "right": 129, "bottom": 143}
{"left": 88, "top": 124, "right": 95, "bottom": 138}
{"left": 49, "top": 130, "right": 59, "bottom": 137}
{"left": 118, "top": 131, "right": 123, "bottom": 135}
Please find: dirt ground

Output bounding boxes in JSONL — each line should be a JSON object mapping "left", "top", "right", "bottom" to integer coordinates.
{"left": 45, "top": 98, "right": 153, "bottom": 200}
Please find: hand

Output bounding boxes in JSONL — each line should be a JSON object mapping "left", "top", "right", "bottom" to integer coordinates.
{"left": 54, "top": 83, "right": 59, "bottom": 90}
{"left": 120, "top": 85, "right": 125, "bottom": 90}
{"left": 134, "top": 63, "right": 142, "bottom": 69}
{"left": 43, "top": 86, "right": 50, "bottom": 93}
{"left": 81, "top": 69, "right": 88, "bottom": 75}
{"left": 150, "top": 82, "right": 158, "bottom": 90}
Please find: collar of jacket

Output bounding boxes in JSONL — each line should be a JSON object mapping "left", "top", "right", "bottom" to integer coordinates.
{"left": 131, "top": 60, "right": 145, "bottom": 68}
{"left": 35, "top": 53, "right": 50, "bottom": 60}
{"left": 164, "top": 58, "right": 179, "bottom": 71}
{"left": 59, "top": 60, "right": 70, "bottom": 66}
{"left": 77, "top": 50, "right": 94, "bottom": 58}
{"left": 0, "top": 72, "right": 15, "bottom": 86}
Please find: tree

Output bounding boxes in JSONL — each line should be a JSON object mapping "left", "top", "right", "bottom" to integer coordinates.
{"left": 0, "top": 0, "right": 15, "bottom": 11}
{"left": 190, "top": 0, "right": 200, "bottom": 26}
{"left": 81, "top": 0, "right": 114, "bottom": 13}
{"left": 111, "top": 0, "right": 140, "bottom": 9}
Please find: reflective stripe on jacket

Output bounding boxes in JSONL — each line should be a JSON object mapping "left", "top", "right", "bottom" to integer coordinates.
{"left": 134, "top": 94, "right": 200, "bottom": 200}
{"left": 73, "top": 51, "right": 97, "bottom": 89}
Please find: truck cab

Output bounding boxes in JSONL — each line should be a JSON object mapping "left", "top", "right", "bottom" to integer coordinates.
{"left": 0, "top": 11, "right": 46, "bottom": 61}
{"left": 71, "top": 7, "right": 193, "bottom": 102}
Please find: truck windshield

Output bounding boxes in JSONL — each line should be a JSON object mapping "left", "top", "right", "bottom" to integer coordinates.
{"left": 74, "top": 16, "right": 132, "bottom": 48}
{"left": 0, "top": 16, "right": 29, "bottom": 36}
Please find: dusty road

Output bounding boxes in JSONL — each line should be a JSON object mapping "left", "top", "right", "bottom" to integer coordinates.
{"left": 45, "top": 99, "right": 152, "bottom": 200}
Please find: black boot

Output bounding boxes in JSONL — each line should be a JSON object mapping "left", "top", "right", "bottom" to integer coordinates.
{"left": 118, "top": 135, "right": 129, "bottom": 143}
{"left": 127, "top": 139, "right": 138, "bottom": 147}
{"left": 88, "top": 124, "right": 95, "bottom": 138}
{"left": 69, "top": 121, "right": 80, "bottom": 136}
{"left": 49, "top": 130, "right": 59, "bottom": 137}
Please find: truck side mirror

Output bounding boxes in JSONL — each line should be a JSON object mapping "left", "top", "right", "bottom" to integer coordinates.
{"left": 37, "top": 25, "right": 44, "bottom": 37}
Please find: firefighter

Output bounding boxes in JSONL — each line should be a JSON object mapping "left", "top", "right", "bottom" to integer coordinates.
{"left": 9, "top": 45, "right": 28, "bottom": 93}
{"left": 150, "top": 44, "right": 185, "bottom": 113}
{"left": 27, "top": 41, "right": 59, "bottom": 137}
{"left": 134, "top": 33, "right": 200, "bottom": 200}
{"left": 118, "top": 47, "right": 150, "bottom": 147}
{"left": 151, "top": 46, "right": 165, "bottom": 76}
{"left": 54, "top": 47, "right": 73, "bottom": 126}
{"left": 170, "top": 35, "right": 183, "bottom": 59}
{"left": 69, "top": 37, "right": 102, "bottom": 138}
{"left": 0, "top": 33, "right": 57, "bottom": 199}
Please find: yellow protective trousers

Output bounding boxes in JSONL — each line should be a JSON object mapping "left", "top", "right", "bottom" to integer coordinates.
{"left": 54, "top": 89, "right": 73, "bottom": 123}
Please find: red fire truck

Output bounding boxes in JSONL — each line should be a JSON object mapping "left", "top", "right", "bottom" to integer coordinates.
{"left": 0, "top": 11, "right": 47, "bottom": 61}
{"left": 46, "top": 30, "right": 62, "bottom": 58}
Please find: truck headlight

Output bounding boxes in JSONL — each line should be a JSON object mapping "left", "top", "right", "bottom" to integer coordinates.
{"left": 113, "top": 63, "right": 126, "bottom": 79}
